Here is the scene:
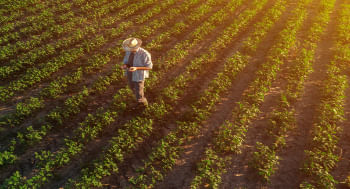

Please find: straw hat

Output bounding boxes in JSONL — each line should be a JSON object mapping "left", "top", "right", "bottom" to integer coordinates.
{"left": 122, "top": 37, "right": 142, "bottom": 51}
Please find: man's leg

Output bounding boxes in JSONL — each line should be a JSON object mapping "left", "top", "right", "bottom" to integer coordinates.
{"left": 135, "top": 80, "right": 148, "bottom": 106}
{"left": 127, "top": 72, "right": 137, "bottom": 96}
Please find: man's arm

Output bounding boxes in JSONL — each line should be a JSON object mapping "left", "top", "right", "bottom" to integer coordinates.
{"left": 143, "top": 50, "right": 153, "bottom": 69}
{"left": 129, "top": 67, "right": 152, "bottom": 71}
{"left": 121, "top": 52, "right": 130, "bottom": 69}
{"left": 123, "top": 51, "right": 130, "bottom": 64}
{"left": 130, "top": 50, "right": 152, "bottom": 71}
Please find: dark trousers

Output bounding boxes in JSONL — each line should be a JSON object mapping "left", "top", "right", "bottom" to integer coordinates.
{"left": 127, "top": 72, "right": 148, "bottom": 105}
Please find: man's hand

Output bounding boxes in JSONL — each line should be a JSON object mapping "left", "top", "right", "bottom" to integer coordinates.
{"left": 129, "top": 67, "right": 137, "bottom": 72}
{"left": 121, "top": 64, "right": 128, "bottom": 69}
{"left": 128, "top": 67, "right": 151, "bottom": 72}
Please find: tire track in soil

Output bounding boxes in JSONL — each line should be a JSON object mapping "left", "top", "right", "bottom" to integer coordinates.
{"left": 143, "top": 0, "right": 298, "bottom": 188}
{"left": 332, "top": 79, "right": 350, "bottom": 189}
{"left": 39, "top": 1, "right": 242, "bottom": 187}
{"left": 267, "top": 0, "right": 343, "bottom": 188}
{"left": 220, "top": 0, "right": 328, "bottom": 188}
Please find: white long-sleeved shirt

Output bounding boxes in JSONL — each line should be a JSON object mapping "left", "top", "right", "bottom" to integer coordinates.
{"left": 123, "top": 47, "right": 152, "bottom": 82}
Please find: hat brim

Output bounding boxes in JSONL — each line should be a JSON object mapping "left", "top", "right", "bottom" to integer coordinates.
{"left": 122, "top": 38, "right": 142, "bottom": 51}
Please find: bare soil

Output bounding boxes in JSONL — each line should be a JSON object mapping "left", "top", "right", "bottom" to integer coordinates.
{"left": 332, "top": 82, "right": 350, "bottom": 189}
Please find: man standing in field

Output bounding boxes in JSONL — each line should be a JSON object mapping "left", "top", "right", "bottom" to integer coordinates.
{"left": 121, "top": 37, "right": 152, "bottom": 108}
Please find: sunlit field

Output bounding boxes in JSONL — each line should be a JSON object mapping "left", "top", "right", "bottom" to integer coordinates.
{"left": 0, "top": 0, "right": 350, "bottom": 188}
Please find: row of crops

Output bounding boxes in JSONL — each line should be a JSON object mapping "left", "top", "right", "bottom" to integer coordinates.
{"left": 0, "top": 0, "right": 350, "bottom": 188}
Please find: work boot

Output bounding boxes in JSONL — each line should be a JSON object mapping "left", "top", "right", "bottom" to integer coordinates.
{"left": 134, "top": 103, "right": 145, "bottom": 111}
{"left": 135, "top": 98, "right": 147, "bottom": 110}
{"left": 128, "top": 101, "right": 139, "bottom": 111}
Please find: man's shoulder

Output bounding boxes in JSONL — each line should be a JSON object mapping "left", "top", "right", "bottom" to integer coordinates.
{"left": 138, "top": 48, "right": 151, "bottom": 56}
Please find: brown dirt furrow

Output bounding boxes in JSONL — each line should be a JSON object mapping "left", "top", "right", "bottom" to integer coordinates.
{"left": 13, "top": 0, "right": 115, "bottom": 44}
{"left": 220, "top": 70, "right": 285, "bottom": 188}
{"left": 88, "top": 0, "right": 262, "bottom": 187}
{"left": 0, "top": 82, "right": 127, "bottom": 182}
{"left": 268, "top": 0, "right": 343, "bottom": 188}
{"left": 0, "top": 0, "right": 195, "bottom": 147}
{"left": 220, "top": 0, "right": 328, "bottom": 188}
{"left": 34, "top": 0, "right": 243, "bottom": 187}
{"left": 150, "top": 0, "right": 299, "bottom": 188}
{"left": 0, "top": 0, "right": 227, "bottom": 156}
{"left": 0, "top": 0, "right": 52, "bottom": 36}
{"left": 0, "top": 0, "right": 170, "bottom": 90}
{"left": 0, "top": 0, "right": 198, "bottom": 180}
{"left": 0, "top": 0, "right": 190, "bottom": 145}
{"left": 0, "top": 0, "right": 122, "bottom": 70}
{"left": 332, "top": 79, "right": 350, "bottom": 189}
{"left": 0, "top": 0, "right": 179, "bottom": 102}
{"left": 0, "top": 0, "right": 219, "bottom": 180}
{"left": 0, "top": 0, "right": 92, "bottom": 49}
{"left": 153, "top": 62, "right": 255, "bottom": 189}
